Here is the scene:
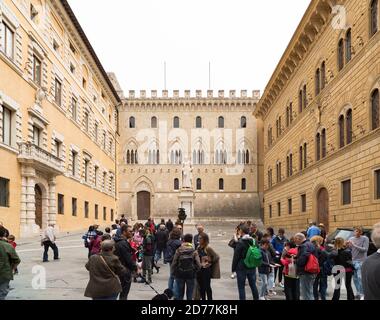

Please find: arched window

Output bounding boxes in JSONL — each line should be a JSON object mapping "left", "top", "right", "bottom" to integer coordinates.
{"left": 345, "top": 29, "right": 352, "bottom": 63}
{"left": 286, "top": 106, "right": 290, "bottom": 127}
{"left": 321, "top": 129, "right": 327, "bottom": 158}
{"left": 156, "top": 150, "right": 160, "bottom": 164}
{"left": 321, "top": 61, "right": 326, "bottom": 90}
{"left": 315, "top": 68, "right": 321, "bottom": 96}
{"left": 346, "top": 109, "right": 353, "bottom": 144}
{"left": 339, "top": 114, "right": 345, "bottom": 148}
{"left": 196, "top": 116, "right": 202, "bottom": 128}
{"left": 372, "top": 89, "right": 380, "bottom": 130}
{"left": 299, "top": 145, "right": 303, "bottom": 170}
{"left": 303, "top": 143, "right": 307, "bottom": 168}
{"left": 173, "top": 117, "right": 180, "bottom": 128}
{"left": 196, "top": 178, "right": 202, "bottom": 190}
{"left": 131, "top": 150, "right": 135, "bottom": 164}
{"left": 316, "top": 132, "right": 321, "bottom": 161}
{"left": 241, "top": 178, "right": 247, "bottom": 191}
{"left": 299, "top": 90, "right": 303, "bottom": 113}
{"left": 126, "top": 150, "right": 130, "bottom": 164}
{"left": 268, "top": 126, "right": 272, "bottom": 147}
{"left": 135, "top": 150, "right": 138, "bottom": 164}
{"left": 338, "top": 38, "right": 344, "bottom": 71}
{"left": 174, "top": 178, "right": 179, "bottom": 190}
{"left": 303, "top": 85, "right": 307, "bottom": 109}
{"left": 129, "top": 116, "right": 135, "bottom": 128}
{"left": 241, "top": 116, "right": 247, "bottom": 128}
{"left": 287, "top": 153, "right": 293, "bottom": 177}
{"left": 219, "top": 178, "right": 224, "bottom": 190}
{"left": 371, "top": 0, "right": 379, "bottom": 37}
{"left": 268, "top": 169, "right": 273, "bottom": 188}
{"left": 151, "top": 116, "right": 157, "bottom": 128}
{"left": 246, "top": 150, "right": 250, "bottom": 164}
{"left": 218, "top": 116, "right": 224, "bottom": 128}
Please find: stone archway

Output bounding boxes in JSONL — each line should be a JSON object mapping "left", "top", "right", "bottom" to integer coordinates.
{"left": 317, "top": 188, "right": 329, "bottom": 232}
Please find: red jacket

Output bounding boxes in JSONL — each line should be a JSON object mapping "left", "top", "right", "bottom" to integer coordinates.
{"left": 90, "top": 236, "right": 102, "bottom": 255}
{"left": 281, "top": 248, "right": 298, "bottom": 276}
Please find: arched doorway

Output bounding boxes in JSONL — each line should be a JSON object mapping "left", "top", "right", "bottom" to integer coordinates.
{"left": 317, "top": 188, "right": 329, "bottom": 232}
{"left": 137, "top": 191, "right": 151, "bottom": 220}
{"left": 35, "top": 184, "right": 43, "bottom": 228}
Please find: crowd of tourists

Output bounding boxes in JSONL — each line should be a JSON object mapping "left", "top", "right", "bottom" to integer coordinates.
{"left": 1, "top": 217, "right": 380, "bottom": 301}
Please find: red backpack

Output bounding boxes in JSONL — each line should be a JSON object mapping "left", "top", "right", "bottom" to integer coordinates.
{"left": 305, "top": 254, "right": 320, "bottom": 274}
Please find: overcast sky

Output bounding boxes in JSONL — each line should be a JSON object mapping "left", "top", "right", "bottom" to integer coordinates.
{"left": 68, "top": 0, "right": 311, "bottom": 96}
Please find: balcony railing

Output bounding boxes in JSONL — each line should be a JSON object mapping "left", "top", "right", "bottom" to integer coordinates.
{"left": 18, "top": 142, "right": 64, "bottom": 175}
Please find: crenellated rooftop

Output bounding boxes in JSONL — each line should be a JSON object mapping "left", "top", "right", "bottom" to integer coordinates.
{"left": 126, "top": 90, "right": 261, "bottom": 100}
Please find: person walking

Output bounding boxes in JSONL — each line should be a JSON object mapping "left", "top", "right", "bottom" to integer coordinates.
{"left": 114, "top": 224, "right": 138, "bottom": 300}
{"left": 331, "top": 237, "right": 355, "bottom": 300}
{"left": 42, "top": 224, "right": 59, "bottom": 262}
{"left": 294, "top": 233, "right": 318, "bottom": 300}
{"left": 0, "top": 227, "right": 21, "bottom": 300}
{"left": 171, "top": 234, "right": 201, "bottom": 300}
{"left": 142, "top": 228, "right": 155, "bottom": 284}
{"left": 362, "top": 222, "right": 380, "bottom": 300}
{"left": 347, "top": 226, "right": 369, "bottom": 300}
{"left": 165, "top": 228, "right": 183, "bottom": 292}
{"left": 271, "top": 228, "right": 287, "bottom": 287}
{"left": 84, "top": 240, "right": 126, "bottom": 300}
{"left": 231, "top": 224, "right": 260, "bottom": 300}
{"left": 310, "top": 236, "right": 328, "bottom": 300}
{"left": 196, "top": 233, "right": 220, "bottom": 300}
{"left": 281, "top": 240, "right": 300, "bottom": 300}
{"left": 258, "top": 239, "right": 272, "bottom": 300}
{"left": 154, "top": 224, "right": 169, "bottom": 265}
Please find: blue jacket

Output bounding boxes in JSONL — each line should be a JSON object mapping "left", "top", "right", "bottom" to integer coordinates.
{"left": 296, "top": 240, "right": 317, "bottom": 275}
{"left": 271, "top": 236, "right": 288, "bottom": 254}
{"left": 307, "top": 226, "right": 321, "bottom": 239}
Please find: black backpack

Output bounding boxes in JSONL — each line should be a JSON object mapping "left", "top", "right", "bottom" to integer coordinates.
{"left": 176, "top": 249, "right": 198, "bottom": 279}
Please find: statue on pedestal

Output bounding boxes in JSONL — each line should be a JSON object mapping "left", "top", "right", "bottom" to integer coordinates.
{"left": 181, "top": 159, "right": 193, "bottom": 189}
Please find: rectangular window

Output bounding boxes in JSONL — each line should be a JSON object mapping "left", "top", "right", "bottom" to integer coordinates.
{"left": 32, "top": 126, "right": 40, "bottom": 147}
{"left": 57, "top": 194, "right": 64, "bottom": 215}
{"left": 94, "top": 123, "right": 98, "bottom": 142}
{"left": 94, "top": 166, "right": 98, "bottom": 187}
{"left": 269, "top": 205, "right": 272, "bottom": 219}
{"left": 2, "top": 106, "right": 12, "bottom": 146}
{"left": 103, "top": 172, "right": 107, "bottom": 190}
{"left": 55, "top": 140, "right": 61, "bottom": 158}
{"left": 69, "top": 42, "right": 76, "bottom": 54}
{"left": 84, "top": 201, "right": 89, "bottom": 219}
{"left": 71, "top": 151, "right": 77, "bottom": 176}
{"left": 277, "top": 202, "right": 281, "bottom": 217}
{"left": 0, "top": 177, "right": 10, "bottom": 207}
{"left": 103, "top": 132, "right": 106, "bottom": 150}
{"left": 95, "top": 204, "right": 99, "bottom": 220}
{"left": 375, "top": 169, "right": 380, "bottom": 200}
{"left": 301, "top": 194, "right": 307, "bottom": 212}
{"left": 33, "top": 55, "right": 42, "bottom": 86}
{"left": 111, "top": 209, "right": 114, "bottom": 222}
{"left": 342, "top": 179, "right": 351, "bottom": 205}
{"left": 84, "top": 159, "right": 89, "bottom": 183}
{"left": 288, "top": 198, "right": 292, "bottom": 215}
{"left": 84, "top": 112, "right": 89, "bottom": 132}
{"left": 55, "top": 79, "right": 62, "bottom": 106}
{"left": 1, "top": 21, "right": 14, "bottom": 59}
{"left": 72, "top": 197, "right": 77, "bottom": 216}
{"left": 72, "top": 98, "right": 77, "bottom": 121}
{"left": 103, "top": 207, "right": 107, "bottom": 221}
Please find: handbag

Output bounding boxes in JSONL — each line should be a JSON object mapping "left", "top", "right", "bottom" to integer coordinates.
{"left": 99, "top": 255, "right": 121, "bottom": 285}
{"left": 288, "top": 257, "right": 297, "bottom": 278}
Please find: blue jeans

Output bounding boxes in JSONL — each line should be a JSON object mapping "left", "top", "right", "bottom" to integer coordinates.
{"left": 236, "top": 269, "right": 259, "bottom": 300}
{"left": 268, "top": 268, "right": 275, "bottom": 290}
{"left": 353, "top": 261, "right": 363, "bottom": 296}
{"left": 154, "top": 248, "right": 166, "bottom": 263}
{"left": 259, "top": 273, "right": 269, "bottom": 298}
{"left": 313, "top": 274, "right": 328, "bottom": 300}
{"left": 175, "top": 278, "right": 195, "bottom": 300}
{"left": 43, "top": 241, "right": 59, "bottom": 262}
{"left": 299, "top": 274, "right": 316, "bottom": 300}
{"left": 0, "top": 280, "right": 10, "bottom": 300}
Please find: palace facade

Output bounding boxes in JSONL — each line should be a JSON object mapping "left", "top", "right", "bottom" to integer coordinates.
{"left": 254, "top": 0, "right": 380, "bottom": 233}
{"left": 0, "top": 0, "right": 120, "bottom": 237}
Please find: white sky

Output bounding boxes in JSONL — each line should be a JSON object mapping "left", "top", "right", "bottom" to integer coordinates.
{"left": 68, "top": 0, "right": 311, "bottom": 95}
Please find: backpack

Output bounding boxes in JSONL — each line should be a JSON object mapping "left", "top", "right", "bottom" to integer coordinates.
{"left": 305, "top": 254, "right": 320, "bottom": 274}
{"left": 176, "top": 249, "right": 198, "bottom": 279}
{"left": 164, "top": 240, "right": 178, "bottom": 263}
{"left": 323, "top": 257, "right": 334, "bottom": 276}
{"left": 244, "top": 239, "right": 262, "bottom": 269}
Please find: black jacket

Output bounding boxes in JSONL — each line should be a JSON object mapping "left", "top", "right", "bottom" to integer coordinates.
{"left": 165, "top": 239, "right": 182, "bottom": 263}
{"left": 331, "top": 248, "right": 353, "bottom": 269}
{"left": 114, "top": 238, "right": 137, "bottom": 272}
{"left": 155, "top": 229, "right": 169, "bottom": 250}
{"left": 258, "top": 248, "right": 272, "bottom": 275}
{"left": 166, "top": 221, "right": 174, "bottom": 233}
{"left": 296, "top": 240, "right": 317, "bottom": 275}
{"left": 232, "top": 236, "right": 255, "bottom": 272}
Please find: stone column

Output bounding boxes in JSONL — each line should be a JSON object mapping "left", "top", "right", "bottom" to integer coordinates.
{"left": 48, "top": 177, "right": 57, "bottom": 227}
{"left": 20, "top": 176, "right": 27, "bottom": 227}
{"left": 25, "top": 168, "right": 36, "bottom": 226}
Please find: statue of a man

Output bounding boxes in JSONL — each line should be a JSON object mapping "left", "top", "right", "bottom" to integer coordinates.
{"left": 182, "top": 159, "right": 193, "bottom": 189}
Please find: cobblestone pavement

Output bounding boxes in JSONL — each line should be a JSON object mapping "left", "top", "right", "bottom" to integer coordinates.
{"left": 7, "top": 222, "right": 346, "bottom": 300}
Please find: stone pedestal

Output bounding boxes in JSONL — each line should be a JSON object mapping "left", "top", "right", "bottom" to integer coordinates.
{"left": 178, "top": 188, "right": 195, "bottom": 219}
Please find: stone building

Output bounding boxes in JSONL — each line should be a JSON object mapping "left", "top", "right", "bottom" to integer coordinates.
{"left": 118, "top": 90, "right": 263, "bottom": 221}
{"left": 0, "top": 0, "right": 120, "bottom": 237}
{"left": 254, "top": 0, "right": 380, "bottom": 233}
